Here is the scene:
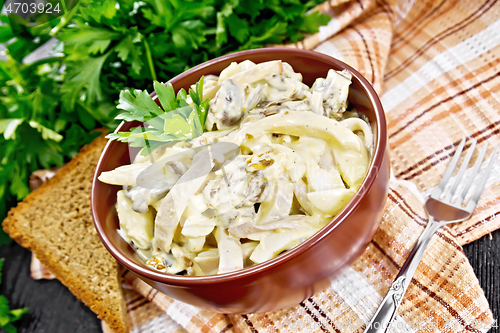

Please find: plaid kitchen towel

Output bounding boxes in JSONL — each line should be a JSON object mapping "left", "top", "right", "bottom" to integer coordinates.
{"left": 31, "top": 179, "right": 497, "bottom": 333}
{"left": 29, "top": 0, "right": 500, "bottom": 331}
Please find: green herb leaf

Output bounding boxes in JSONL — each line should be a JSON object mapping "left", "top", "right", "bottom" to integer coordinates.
{"left": 28, "top": 121, "right": 64, "bottom": 142}
{"left": 163, "top": 109, "right": 199, "bottom": 139}
{"left": 3, "top": 323, "right": 17, "bottom": 333}
{"left": 0, "top": 119, "right": 24, "bottom": 140}
{"left": 8, "top": 308, "right": 29, "bottom": 322}
{"left": 10, "top": 165, "right": 30, "bottom": 200}
{"left": 299, "top": 10, "right": 331, "bottom": 33}
{"left": 115, "top": 32, "right": 144, "bottom": 75}
{"left": 107, "top": 77, "right": 209, "bottom": 155}
{"left": 226, "top": 14, "right": 250, "bottom": 43}
{"left": 57, "top": 23, "right": 120, "bottom": 47}
{"left": 153, "top": 81, "right": 177, "bottom": 111}
{"left": 0, "top": 296, "right": 11, "bottom": 326}
{"left": 61, "top": 50, "right": 114, "bottom": 108}
{"left": 116, "top": 88, "right": 164, "bottom": 123}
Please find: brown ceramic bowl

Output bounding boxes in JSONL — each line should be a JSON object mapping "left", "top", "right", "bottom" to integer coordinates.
{"left": 91, "top": 48, "right": 390, "bottom": 314}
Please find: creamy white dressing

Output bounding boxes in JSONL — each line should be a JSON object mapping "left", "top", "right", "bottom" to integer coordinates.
{"left": 99, "top": 60, "right": 373, "bottom": 276}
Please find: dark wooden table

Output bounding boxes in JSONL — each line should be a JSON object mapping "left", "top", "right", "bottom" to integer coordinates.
{"left": 0, "top": 230, "right": 498, "bottom": 333}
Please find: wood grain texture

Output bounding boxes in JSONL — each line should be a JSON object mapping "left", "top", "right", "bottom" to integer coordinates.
{"left": 0, "top": 243, "right": 102, "bottom": 333}
{"left": 0, "top": 230, "right": 498, "bottom": 333}
{"left": 463, "top": 229, "right": 500, "bottom": 333}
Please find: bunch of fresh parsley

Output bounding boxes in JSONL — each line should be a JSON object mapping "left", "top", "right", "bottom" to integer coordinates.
{"left": 0, "top": 21, "right": 105, "bottom": 245}
{"left": 0, "top": 0, "right": 329, "bottom": 232}
{"left": 56, "top": 0, "right": 330, "bottom": 118}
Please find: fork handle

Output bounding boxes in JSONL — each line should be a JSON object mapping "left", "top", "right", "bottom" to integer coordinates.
{"left": 363, "top": 217, "right": 442, "bottom": 333}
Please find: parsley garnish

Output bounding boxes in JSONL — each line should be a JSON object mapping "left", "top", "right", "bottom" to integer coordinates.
{"left": 107, "top": 78, "right": 210, "bottom": 155}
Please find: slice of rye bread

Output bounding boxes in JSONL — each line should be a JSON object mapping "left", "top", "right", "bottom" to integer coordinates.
{"left": 3, "top": 134, "right": 129, "bottom": 333}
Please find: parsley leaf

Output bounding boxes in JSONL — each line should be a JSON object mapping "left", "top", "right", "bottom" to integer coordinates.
{"left": 61, "top": 49, "right": 115, "bottom": 109}
{"left": 115, "top": 31, "right": 144, "bottom": 75}
{"left": 0, "top": 17, "right": 106, "bottom": 227}
{"left": 107, "top": 77, "right": 208, "bottom": 156}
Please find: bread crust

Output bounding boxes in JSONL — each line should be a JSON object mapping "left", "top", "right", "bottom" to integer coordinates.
{"left": 3, "top": 134, "right": 129, "bottom": 333}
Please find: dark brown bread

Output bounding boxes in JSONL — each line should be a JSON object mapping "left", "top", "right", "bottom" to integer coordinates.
{"left": 3, "top": 134, "right": 129, "bottom": 333}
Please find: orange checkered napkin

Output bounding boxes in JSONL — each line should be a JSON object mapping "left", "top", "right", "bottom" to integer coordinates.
{"left": 31, "top": 0, "right": 500, "bottom": 331}
{"left": 31, "top": 179, "right": 496, "bottom": 333}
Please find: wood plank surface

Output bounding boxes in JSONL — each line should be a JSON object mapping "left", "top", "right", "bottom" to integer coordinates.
{"left": 0, "top": 243, "right": 102, "bottom": 333}
{"left": 0, "top": 230, "right": 498, "bottom": 333}
{"left": 463, "top": 230, "right": 500, "bottom": 333}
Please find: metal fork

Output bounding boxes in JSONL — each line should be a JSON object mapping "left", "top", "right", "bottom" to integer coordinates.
{"left": 364, "top": 138, "right": 498, "bottom": 333}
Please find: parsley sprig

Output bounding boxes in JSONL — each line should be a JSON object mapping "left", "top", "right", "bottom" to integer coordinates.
{"left": 107, "top": 77, "right": 209, "bottom": 155}
{"left": 0, "top": 259, "right": 29, "bottom": 333}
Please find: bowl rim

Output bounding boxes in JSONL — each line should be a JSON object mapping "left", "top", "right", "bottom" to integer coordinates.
{"left": 91, "top": 47, "right": 387, "bottom": 285}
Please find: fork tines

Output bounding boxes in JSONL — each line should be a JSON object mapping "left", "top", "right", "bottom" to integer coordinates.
{"left": 431, "top": 137, "right": 499, "bottom": 210}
